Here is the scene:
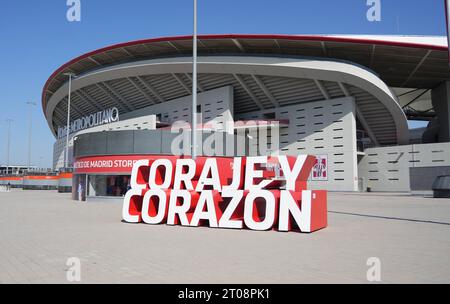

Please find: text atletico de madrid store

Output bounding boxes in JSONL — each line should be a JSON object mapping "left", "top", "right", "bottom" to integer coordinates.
{"left": 73, "top": 155, "right": 150, "bottom": 201}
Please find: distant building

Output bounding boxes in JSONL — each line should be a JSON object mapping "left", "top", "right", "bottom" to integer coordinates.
{"left": 0, "top": 165, "right": 37, "bottom": 176}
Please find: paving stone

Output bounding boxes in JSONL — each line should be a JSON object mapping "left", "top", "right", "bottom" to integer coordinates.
{"left": 0, "top": 190, "right": 450, "bottom": 283}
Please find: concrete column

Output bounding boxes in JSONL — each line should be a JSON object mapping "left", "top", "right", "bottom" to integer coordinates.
{"left": 431, "top": 81, "right": 450, "bottom": 143}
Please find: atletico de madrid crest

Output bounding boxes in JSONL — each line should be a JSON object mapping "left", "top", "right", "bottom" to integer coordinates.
{"left": 312, "top": 155, "right": 328, "bottom": 181}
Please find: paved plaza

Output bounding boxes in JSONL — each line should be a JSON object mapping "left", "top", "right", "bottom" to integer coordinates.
{"left": 1, "top": 189, "right": 450, "bottom": 284}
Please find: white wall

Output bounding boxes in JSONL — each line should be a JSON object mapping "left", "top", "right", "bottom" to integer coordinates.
{"left": 53, "top": 115, "right": 157, "bottom": 169}
{"left": 358, "top": 142, "right": 450, "bottom": 192}
{"left": 236, "top": 97, "right": 358, "bottom": 192}
{"left": 53, "top": 86, "right": 234, "bottom": 169}
{"left": 119, "top": 85, "right": 234, "bottom": 132}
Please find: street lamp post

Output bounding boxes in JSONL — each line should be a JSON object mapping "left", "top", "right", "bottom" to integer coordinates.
{"left": 26, "top": 101, "right": 36, "bottom": 171}
{"left": 5, "top": 119, "right": 13, "bottom": 175}
{"left": 64, "top": 73, "right": 75, "bottom": 169}
{"left": 192, "top": 0, "right": 198, "bottom": 160}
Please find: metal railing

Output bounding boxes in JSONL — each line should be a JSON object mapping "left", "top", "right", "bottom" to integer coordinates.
{"left": 357, "top": 129, "right": 372, "bottom": 152}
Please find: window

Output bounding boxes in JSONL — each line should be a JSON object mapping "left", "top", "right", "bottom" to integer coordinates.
{"left": 263, "top": 112, "right": 276, "bottom": 119}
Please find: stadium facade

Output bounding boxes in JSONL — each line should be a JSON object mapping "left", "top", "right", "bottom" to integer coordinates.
{"left": 39, "top": 34, "right": 450, "bottom": 200}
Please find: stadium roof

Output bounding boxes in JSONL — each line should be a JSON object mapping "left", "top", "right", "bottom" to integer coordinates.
{"left": 42, "top": 34, "right": 450, "bottom": 112}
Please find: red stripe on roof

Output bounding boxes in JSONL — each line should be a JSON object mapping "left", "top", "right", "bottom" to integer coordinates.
{"left": 42, "top": 34, "right": 449, "bottom": 111}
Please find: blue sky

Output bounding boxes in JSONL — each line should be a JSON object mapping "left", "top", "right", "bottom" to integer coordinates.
{"left": 0, "top": 0, "right": 447, "bottom": 168}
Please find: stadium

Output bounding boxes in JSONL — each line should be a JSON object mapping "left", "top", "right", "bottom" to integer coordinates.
{"left": 37, "top": 34, "right": 450, "bottom": 200}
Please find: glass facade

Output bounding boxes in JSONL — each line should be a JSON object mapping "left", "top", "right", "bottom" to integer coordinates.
{"left": 87, "top": 175, "right": 131, "bottom": 198}
{"left": 73, "top": 174, "right": 131, "bottom": 201}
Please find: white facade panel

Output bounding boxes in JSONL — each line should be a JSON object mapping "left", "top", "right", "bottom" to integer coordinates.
{"left": 236, "top": 97, "right": 358, "bottom": 192}
{"left": 358, "top": 142, "right": 450, "bottom": 192}
{"left": 53, "top": 86, "right": 234, "bottom": 169}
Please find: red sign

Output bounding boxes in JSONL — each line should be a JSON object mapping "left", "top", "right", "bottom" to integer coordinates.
{"left": 74, "top": 155, "right": 179, "bottom": 174}
{"left": 122, "top": 155, "right": 328, "bottom": 233}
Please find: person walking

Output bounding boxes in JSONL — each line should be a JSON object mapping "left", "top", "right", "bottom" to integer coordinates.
{"left": 78, "top": 181, "right": 84, "bottom": 201}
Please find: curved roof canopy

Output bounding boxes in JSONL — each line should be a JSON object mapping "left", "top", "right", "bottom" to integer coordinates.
{"left": 42, "top": 34, "right": 450, "bottom": 147}
{"left": 42, "top": 34, "right": 449, "bottom": 112}
{"left": 44, "top": 55, "right": 410, "bottom": 145}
